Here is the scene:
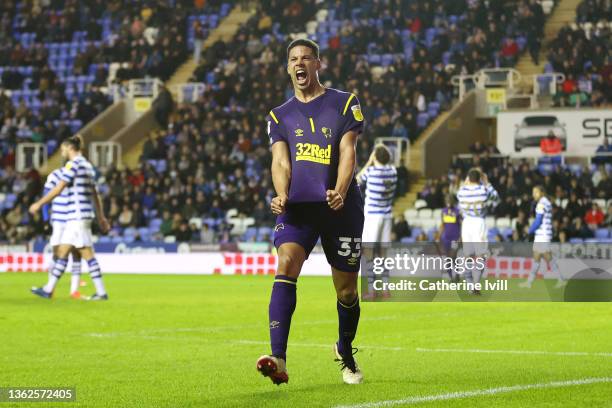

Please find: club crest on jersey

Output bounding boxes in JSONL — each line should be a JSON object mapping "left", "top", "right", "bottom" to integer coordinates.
{"left": 294, "top": 128, "right": 304, "bottom": 137}
{"left": 351, "top": 104, "right": 364, "bottom": 122}
{"left": 321, "top": 127, "right": 332, "bottom": 139}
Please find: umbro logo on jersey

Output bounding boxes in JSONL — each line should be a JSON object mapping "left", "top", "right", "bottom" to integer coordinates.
{"left": 295, "top": 128, "right": 304, "bottom": 137}
{"left": 274, "top": 223, "right": 285, "bottom": 232}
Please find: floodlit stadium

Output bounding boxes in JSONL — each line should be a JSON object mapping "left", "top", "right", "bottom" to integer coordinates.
{"left": 0, "top": 0, "right": 611, "bottom": 406}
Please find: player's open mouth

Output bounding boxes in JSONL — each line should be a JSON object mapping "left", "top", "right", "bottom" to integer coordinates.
{"left": 296, "top": 69, "right": 307, "bottom": 84}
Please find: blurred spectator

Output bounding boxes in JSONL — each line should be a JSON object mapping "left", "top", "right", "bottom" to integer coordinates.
{"left": 174, "top": 221, "right": 192, "bottom": 242}
{"left": 570, "top": 217, "right": 594, "bottom": 239}
{"left": 584, "top": 203, "right": 604, "bottom": 229}
{"left": 159, "top": 211, "right": 173, "bottom": 236}
{"left": 392, "top": 215, "right": 411, "bottom": 241}
{"left": 540, "top": 131, "right": 562, "bottom": 155}
{"left": 200, "top": 223, "right": 215, "bottom": 244}
{"left": 593, "top": 137, "right": 612, "bottom": 164}
{"left": 152, "top": 86, "right": 174, "bottom": 128}
{"left": 193, "top": 20, "right": 206, "bottom": 64}
{"left": 118, "top": 204, "right": 134, "bottom": 228}
{"left": 604, "top": 204, "right": 612, "bottom": 228}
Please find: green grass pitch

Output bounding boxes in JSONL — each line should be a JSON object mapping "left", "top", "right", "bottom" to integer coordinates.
{"left": 1, "top": 273, "right": 611, "bottom": 407}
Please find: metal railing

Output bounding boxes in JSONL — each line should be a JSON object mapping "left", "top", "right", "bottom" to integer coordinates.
{"left": 109, "top": 78, "right": 164, "bottom": 103}
{"left": 170, "top": 82, "right": 206, "bottom": 103}
{"left": 454, "top": 152, "right": 612, "bottom": 167}
{"left": 89, "top": 142, "right": 122, "bottom": 169}
{"left": 452, "top": 68, "right": 522, "bottom": 101}
{"left": 375, "top": 137, "right": 410, "bottom": 167}
{"left": 529, "top": 73, "right": 566, "bottom": 97}
{"left": 16, "top": 143, "right": 47, "bottom": 171}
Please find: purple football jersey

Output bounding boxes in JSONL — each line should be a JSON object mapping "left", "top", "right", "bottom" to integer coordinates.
{"left": 267, "top": 88, "right": 364, "bottom": 202}
{"left": 441, "top": 206, "right": 461, "bottom": 241}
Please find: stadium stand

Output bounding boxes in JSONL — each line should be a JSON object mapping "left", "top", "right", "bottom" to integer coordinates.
{"left": 546, "top": 16, "right": 611, "bottom": 107}
{"left": 408, "top": 142, "right": 612, "bottom": 243}
{"left": 0, "top": 0, "right": 580, "bottom": 245}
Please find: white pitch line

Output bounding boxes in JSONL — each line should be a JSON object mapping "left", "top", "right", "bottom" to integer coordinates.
{"left": 333, "top": 377, "right": 612, "bottom": 408}
{"left": 234, "top": 340, "right": 404, "bottom": 351}
{"left": 416, "top": 347, "right": 612, "bottom": 358}
{"left": 83, "top": 316, "right": 398, "bottom": 339}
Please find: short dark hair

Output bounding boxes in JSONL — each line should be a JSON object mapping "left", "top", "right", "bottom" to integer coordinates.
{"left": 287, "top": 38, "right": 319, "bottom": 60}
{"left": 374, "top": 145, "right": 391, "bottom": 165}
{"left": 62, "top": 134, "right": 83, "bottom": 151}
{"left": 467, "top": 168, "right": 481, "bottom": 183}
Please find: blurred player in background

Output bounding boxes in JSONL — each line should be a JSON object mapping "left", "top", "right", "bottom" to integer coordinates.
{"left": 357, "top": 144, "right": 397, "bottom": 298}
{"left": 257, "top": 39, "right": 365, "bottom": 385}
{"left": 43, "top": 168, "right": 86, "bottom": 299}
{"left": 456, "top": 168, "right": 499, "bottom": 294}
{"left": 29, "top": 135, "right": 110, "bottom": 300}
{"left": 437, "top": 194, "right": 461, "bottom": 282}
{"left": 520, "top": 185, "right": 565, "bottom": 288}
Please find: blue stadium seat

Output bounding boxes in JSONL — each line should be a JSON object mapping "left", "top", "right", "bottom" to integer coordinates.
{"left": 568, "top": 164, "right": 582, "bottom": 176}
{"left": 417, "top": 112, "right": 429, "bottom": 129}
{"left": 155, "top": 160, "right": 167, "bottom": 173}
{"left": 381, "top": 54, "right": 394, "bottom": 67}
{"left": 537, "top": 164, "right": 554, "bottom": 175}
{"left": 149, "top": 218, "right": 163, "bottom": 229}
{"left": 595, "top": 229, "right": 609, "bottom": 239}
{"left": 569, "top": 238, "right": 583, "bottom": 243}
{"left": 46, "top": 140, "right": 58, "bottom": 155}
{"left": 544, "top": 62, "right": 554, "bottom": 73}
{"left": 243, "top": 227, "right": 257, "bottom": 241}
{"left": 138, "top": 227, "right": 151, "bottom": 240}
{"left": 257, "top": 227, "right": 273, "bottom": 241}
{"left": 123, "top": 236, "right": 136, "bottom": 243}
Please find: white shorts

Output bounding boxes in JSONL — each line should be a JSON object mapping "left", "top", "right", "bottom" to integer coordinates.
{"left": 533, "top": 237, "right": 552, "bottom": 254}
{"left": 461, "top": 217, "right": 488, "bottom": 256}
{"left": 59, "top": 220, "right": 93, "bottom": 248}
{"left": 49, "top": 221, "right": 66, "bottom": 247}
{"left": 362, "top": 213, "right": 392, "bottom": 243}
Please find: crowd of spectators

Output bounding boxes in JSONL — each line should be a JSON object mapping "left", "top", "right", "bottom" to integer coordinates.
{"left": 415, "top": 142, "right": 612, "bottom": 243}
{"left": 0, "top": 0, "right": 568, "bottom": 245}
{"left": 547, "top": 1, "right": 610, "bottom": 107}
{"left": 0, "top": 0, "right": 227, "bottom": 162}
{"left": 576, "top": 0, "right": 612, "bottom": 23}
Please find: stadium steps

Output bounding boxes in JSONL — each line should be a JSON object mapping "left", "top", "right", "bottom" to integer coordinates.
{"left": 41, "top": 100, "right": 133, "bottom": 174}
{"left": 391, "top": 111, "right": 449, "bottom": 217}
{"left": 515, "top": 0, "right": 581, "bottom": 93}
{"left": 166, "top": 5, "right": 255, "bottom": 94}
{"left": 121, "top": 5, "right": 255, "bottom": 170}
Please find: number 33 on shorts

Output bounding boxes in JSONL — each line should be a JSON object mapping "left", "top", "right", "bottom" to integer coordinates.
{"left": 337, "top": 237, "right": 361, "bottom": 258}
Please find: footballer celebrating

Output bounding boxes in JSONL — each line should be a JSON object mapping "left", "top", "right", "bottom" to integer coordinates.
{"left": 256, "top": 39, "right": 365, "bottom": 385}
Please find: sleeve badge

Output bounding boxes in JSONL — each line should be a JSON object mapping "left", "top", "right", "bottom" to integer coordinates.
{"left": 351, "top": 104, "right": 364, "bottom": 122}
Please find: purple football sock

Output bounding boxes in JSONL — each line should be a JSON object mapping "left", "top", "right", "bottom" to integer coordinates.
{"left": 337, "top": 296, "right": 360, "bottom": 357}
{"left": 269, "top": 275, "right": 297, "bottom": 361}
